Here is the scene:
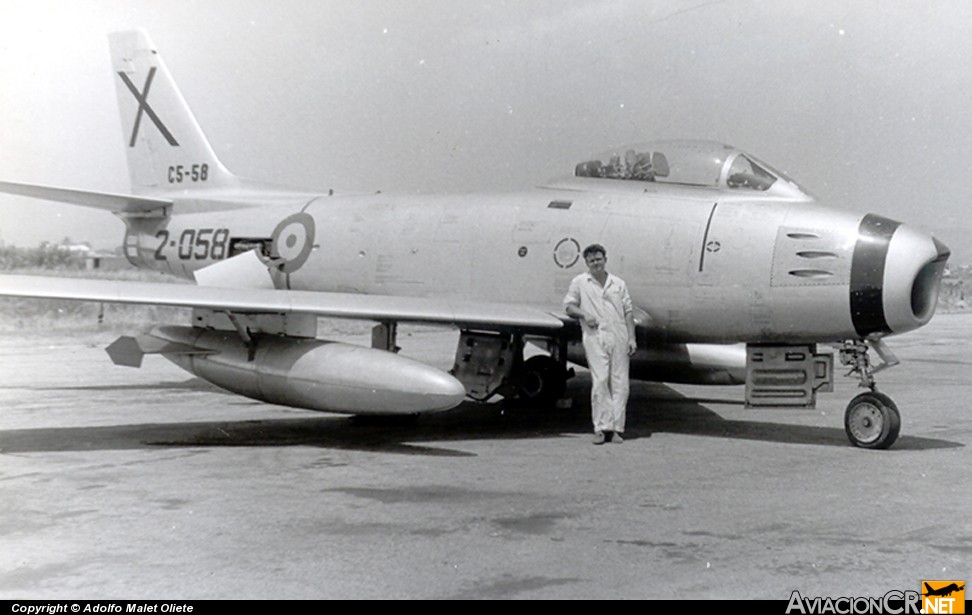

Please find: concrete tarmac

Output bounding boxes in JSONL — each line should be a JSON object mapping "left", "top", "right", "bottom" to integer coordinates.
{"left": 1, "top": 314, "right": 970, "bottom": 599}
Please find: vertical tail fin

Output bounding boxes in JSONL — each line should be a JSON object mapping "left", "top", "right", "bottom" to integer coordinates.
{"left": 109, "top": 30, "right": 237, "bottom": 193}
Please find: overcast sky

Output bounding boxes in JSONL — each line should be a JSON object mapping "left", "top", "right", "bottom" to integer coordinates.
{"left": 1, "top": 0, "right": 970, "bottom": 262}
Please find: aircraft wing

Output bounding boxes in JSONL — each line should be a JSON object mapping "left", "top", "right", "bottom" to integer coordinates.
{"left": 0, "top": 274, "right": 567, "bottom": 331}
{"left": 0, "top": 181, "right": 172, "bottom": 214}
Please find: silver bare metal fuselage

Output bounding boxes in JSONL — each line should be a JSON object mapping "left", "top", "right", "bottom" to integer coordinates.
{"left": 124, "top": 177, "right": 947, "bottom": 346}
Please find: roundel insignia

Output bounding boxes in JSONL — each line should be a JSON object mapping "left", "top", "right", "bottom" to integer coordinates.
{"left": 553, "top": 237, "right": 581, "bottom": 269}
{"left": 271, "top": 213, "right": 316, "bottom": 274}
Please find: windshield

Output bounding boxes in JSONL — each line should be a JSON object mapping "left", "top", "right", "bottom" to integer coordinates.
{"left": 725, "top": 153, "right": 776, "bottom": 191}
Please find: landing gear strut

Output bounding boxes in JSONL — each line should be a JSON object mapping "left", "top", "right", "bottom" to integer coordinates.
{"left": 838, "top": 339, "right": 901, "bottom": 449}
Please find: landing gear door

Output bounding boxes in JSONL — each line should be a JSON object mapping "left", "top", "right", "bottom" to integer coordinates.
{"left": 746, "top": 344, "right": 833, "bottom": 408}
{"left": 452, "top": 331, "right": 518, "bottom": 401}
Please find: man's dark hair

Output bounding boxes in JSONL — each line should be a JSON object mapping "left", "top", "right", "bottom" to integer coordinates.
{"left": 582, "top": 243, "right": 606, "bottom": 259}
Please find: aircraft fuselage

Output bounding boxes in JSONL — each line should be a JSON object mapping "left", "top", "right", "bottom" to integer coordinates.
{"left": 123, "top": 176, "right": 947, "bottom": 345}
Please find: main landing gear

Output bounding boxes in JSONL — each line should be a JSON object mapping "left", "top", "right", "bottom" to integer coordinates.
{"left": 517, "top": 354, "right": 569, "bottom": 406}
{"left": 371, "top": 322, "right": 572, "bottom": 407}
{"left": 839, "top": 339, "right": 901, "bottom": 449}
{"left": 449, "top": 330, "right": 572, "bottom": 406}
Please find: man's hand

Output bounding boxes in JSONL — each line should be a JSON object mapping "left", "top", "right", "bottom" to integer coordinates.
{"left": 565, "top": 303, "right": 596, "bottom": 328}
{"left": 627, "top": 339, "right": 637, "bottom": 356}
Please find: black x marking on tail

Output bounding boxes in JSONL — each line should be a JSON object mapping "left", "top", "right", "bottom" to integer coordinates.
{"left": 118, "top": 67, "right": 179, "bottom": 147}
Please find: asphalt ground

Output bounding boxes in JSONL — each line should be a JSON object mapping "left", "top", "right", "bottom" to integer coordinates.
{"left": 1, "top": 314, "right": 970, "bottom": 599}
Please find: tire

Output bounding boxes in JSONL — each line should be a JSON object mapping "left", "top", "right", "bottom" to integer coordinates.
{"left": 517, "top": 355, "right": 567, "bottom": 407}
{"left": 844, "top": 391, "right": 901, "bottom": 449}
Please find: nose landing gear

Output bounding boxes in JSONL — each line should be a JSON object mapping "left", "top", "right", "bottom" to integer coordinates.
{"left": 839, "top": 339, "right": 901, "bottom": 449}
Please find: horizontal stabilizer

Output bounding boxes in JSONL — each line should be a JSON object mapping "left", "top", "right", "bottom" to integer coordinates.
{"left": 0, "top": 275, "right": 567, "bottom": 331}
{"left": 0, "top": 180, "right": 172, "bottom": 215}
{"left": 106, "top": 334, "right": 209, "bottom": 368}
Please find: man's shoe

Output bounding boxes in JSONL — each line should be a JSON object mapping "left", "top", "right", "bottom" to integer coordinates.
{"left": 592, "top": 432, "right": 606, "bottom": 445}
{"left": 612, "top": 433, "right": 624, "bottom": 444}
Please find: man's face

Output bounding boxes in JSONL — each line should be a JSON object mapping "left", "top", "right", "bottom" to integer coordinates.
{"left": 585, "top": 252, "right": 606, "bottom": 275}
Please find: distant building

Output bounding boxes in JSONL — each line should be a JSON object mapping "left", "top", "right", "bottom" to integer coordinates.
{"left": 52, "top": 239, "right": 130, "bottom": 271}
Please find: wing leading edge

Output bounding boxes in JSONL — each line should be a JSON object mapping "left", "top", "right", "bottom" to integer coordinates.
{"left": 0, "top": 275, "right": 567, "bottom": 332}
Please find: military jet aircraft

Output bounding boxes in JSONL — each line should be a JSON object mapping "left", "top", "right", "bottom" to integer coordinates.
{"left": 0, "top": 30, "right": 950, "bottom": 449}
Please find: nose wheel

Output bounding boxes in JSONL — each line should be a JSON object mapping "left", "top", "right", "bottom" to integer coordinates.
{"left": 839, "top": 339, "right": 902, "bottom": 449}
{"left": 844, "top": 391, "right": 901, "bottom": 449}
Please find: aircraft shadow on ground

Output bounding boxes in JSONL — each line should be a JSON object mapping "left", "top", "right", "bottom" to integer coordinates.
{"left": 1, "top": 375, "right": 960, "bottom": 455}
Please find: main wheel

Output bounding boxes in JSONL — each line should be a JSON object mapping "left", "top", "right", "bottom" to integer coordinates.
{"left": 517, "top": 355, "right": 567, "bottom": 406}
{"left": 844, "top": 391, "right": 901, "bottom": 449}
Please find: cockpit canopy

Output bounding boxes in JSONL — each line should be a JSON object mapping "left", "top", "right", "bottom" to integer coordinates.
{"left": 574, "top": 140, "right": 808, "bottom": 198}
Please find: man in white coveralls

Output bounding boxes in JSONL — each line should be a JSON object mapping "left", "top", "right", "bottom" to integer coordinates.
{"left": 564, "top": 244, "right": 638, "bottom": 445}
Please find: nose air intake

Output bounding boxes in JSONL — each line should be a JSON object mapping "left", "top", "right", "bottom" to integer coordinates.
{"left": 850, "top": 214, "right": 950, "bottom": 337}
{"left": 911, "top": 236, "right": 951, "bottom": 321}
